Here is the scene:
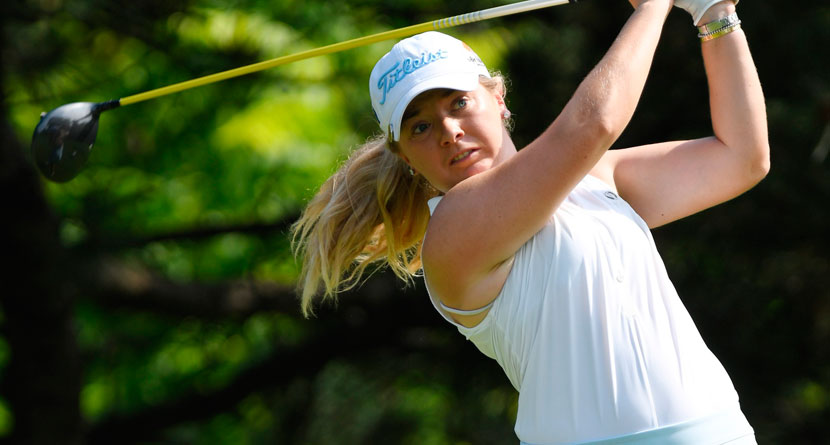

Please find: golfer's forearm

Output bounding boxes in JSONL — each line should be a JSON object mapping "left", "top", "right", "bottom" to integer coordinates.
{"left": 703, "top": 28, "right": 770, "bottom": 178}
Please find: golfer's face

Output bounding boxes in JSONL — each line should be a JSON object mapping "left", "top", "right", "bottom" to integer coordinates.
{"left": 397, "top": 84, "right": 507, "bottom": 193}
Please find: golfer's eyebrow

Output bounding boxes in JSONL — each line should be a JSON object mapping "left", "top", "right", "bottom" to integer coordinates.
{"left": 402, "top": 89, "right": 458, "bottom": 123}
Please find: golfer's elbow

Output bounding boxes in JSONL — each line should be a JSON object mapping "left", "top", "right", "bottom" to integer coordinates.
{"left": 752, "top": 141, "right": 771, "bottom": 182}
{"left": 742, "top": 138, "right": 771, "bottom": 188}
{"left": 575, "top": 103, "right": 621, "bottom": 151}
{"left": 590, "top": 90, "right": 640, "bottom": 147}
{"left": 593, "top": 110, "right": 628, "bottom": 150}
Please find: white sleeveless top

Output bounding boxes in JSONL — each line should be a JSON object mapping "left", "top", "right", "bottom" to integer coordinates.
{"left": 424, "top": 175, "right": 749, "bottom": 444}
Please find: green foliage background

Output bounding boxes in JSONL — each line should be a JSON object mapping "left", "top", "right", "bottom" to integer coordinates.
{"left": 1, "top": 0, "right": 828, "bottom": 443}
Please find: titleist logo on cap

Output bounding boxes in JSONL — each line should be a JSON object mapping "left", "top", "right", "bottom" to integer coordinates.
{"left": 376, "top": 49, "right": 449, "bottom": 105}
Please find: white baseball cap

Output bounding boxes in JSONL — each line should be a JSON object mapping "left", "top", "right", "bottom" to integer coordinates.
{"left": 369, "top": 32, "right": 490, "bottom": 141}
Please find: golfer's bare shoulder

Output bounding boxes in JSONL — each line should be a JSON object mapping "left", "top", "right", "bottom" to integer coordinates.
{"left": 422, "top": 194, "right": 516, "bottom": 328}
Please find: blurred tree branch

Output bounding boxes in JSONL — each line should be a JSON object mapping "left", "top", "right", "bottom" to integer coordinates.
{"left": 85, "top": 216, "right": 298, "bottom": 251}
{"left": 83, "top": 255, "right": 299, "bottom": 318}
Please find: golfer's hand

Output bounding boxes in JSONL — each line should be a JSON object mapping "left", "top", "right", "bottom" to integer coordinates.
{"left": 675, "top": 0, "right": 737, "bottom": 26}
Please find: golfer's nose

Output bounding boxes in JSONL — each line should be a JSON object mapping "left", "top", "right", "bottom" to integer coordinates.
{"left": 440, "top": 118, "right": 464, "bottom": 147}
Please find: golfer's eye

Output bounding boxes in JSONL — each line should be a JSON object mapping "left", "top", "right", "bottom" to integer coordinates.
{"left": 412, "top": 122, "right": 430, "bottom": 135}
{"left": 453, "top": 97, "right": 468, "bottom": 110}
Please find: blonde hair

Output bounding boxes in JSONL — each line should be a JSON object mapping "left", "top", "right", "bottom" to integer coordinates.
{"left": 291, "top": 74, "right": 507, "bottom": 317}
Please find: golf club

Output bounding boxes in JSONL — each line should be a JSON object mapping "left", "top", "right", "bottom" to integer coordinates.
{"left": 31, "top": 0, "right": 578, "bottom": 182}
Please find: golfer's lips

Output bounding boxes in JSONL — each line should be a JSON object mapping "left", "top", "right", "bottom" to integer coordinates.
{"left": 450, "top": 148, "right": 478, "bottom": 165}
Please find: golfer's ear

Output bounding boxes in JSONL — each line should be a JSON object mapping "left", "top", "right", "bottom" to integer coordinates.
{"left": 494, "top": 91, "right": 506, "bottom": 109}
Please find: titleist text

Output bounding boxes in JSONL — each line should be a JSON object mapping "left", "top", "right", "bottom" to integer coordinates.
{"left": 377, "top": 49, "right": 448, "bottom": 105}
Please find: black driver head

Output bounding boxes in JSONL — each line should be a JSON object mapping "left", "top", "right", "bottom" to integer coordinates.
{"left": 31, "top": 100, "right": 119, "bottom": 182}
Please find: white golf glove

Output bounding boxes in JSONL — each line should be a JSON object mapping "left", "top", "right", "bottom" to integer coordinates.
{"left": 674, "top": 0, "right": 739, "bottom": 25}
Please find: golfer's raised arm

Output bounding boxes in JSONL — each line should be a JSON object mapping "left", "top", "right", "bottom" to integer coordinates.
{"left": 701, "top": 4, "right": 770, "bottom": 181}
{"left": 592, "top": 1, "right": 770, "bottom": 228}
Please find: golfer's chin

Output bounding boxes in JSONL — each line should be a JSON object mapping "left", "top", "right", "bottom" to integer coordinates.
{"left": 461, "top": 159, "right": 494, "bottom": 179}
{"left": 441, "top": 160, "right": 493, "bottom": 191}
{"left": 429, "top": 160, "right": 494, "bottom": 192}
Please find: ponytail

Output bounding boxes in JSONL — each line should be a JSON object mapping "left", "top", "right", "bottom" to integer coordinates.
{"left": 291, "top": 135, "right": 437, "bottom": 316}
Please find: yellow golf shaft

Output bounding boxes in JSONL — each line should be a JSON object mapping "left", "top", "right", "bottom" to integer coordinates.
{"left": 119, "top": 0, "right": 574, "bottom": 106}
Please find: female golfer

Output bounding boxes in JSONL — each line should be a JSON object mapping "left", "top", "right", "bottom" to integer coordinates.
{"left": 293, "top": 0, "right": 768, "bottom": 442}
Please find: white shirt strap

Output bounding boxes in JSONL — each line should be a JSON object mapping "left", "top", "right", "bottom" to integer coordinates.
{"left": 437, "top": 299, "right": 495, "bottom": 316}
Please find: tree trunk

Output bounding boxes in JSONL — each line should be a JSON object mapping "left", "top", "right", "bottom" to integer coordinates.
{"left": 0, "top": 90, "right": 84, "bottom": 445}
